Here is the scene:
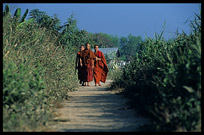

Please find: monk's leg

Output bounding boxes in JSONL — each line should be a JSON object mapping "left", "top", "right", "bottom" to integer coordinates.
{"left": 94, "top": 70, "right": 101, "bottom": 86}
{"left": 94, "top": 73, "right": 98, "bottom": 86}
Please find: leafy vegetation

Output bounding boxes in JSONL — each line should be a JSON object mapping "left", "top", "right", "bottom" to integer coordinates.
{"left": 3, "top": 4, "right": 201, "bottom": 132}
{"left": 111, "top": 11, "right": 201, "bottom": 132}
{"left": 3, "top": 6, "right": 79, "bottom": 131}
{"left": 119, "top": 34, "right": 143, "bottom": 61}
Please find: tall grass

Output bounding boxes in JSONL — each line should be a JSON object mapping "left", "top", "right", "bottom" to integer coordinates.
{"left": 111, "top": 12, "right": 201, "bottom": 132}
{"left": 3, "top": 14, "right": 78, "bottom": 131}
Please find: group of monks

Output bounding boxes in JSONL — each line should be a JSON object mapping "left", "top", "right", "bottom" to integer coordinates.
{"left": 76, "top": 43, "right": 109, "bottom": 86}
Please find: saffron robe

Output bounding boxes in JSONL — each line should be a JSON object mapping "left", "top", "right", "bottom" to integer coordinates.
{"left": 80, "top": 49, "right": 95, "bottom": 82}
{"left": 94, "top": 51, "right": 108, "bottom": 83}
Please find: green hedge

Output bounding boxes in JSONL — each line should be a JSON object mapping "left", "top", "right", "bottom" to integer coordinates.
{"left": 111, "top": 13, "right": 201, "bottom": 131}
{"left": 3, "top": 13, "right": 78, "bottom": 131}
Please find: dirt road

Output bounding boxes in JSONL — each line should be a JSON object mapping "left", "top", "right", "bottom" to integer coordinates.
{"left": 48, "top": 80, "right": 150, "bottom": 132}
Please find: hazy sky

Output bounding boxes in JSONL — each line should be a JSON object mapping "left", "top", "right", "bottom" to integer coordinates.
{"left": 3, "top": 3, "right": 201, "bottom": 40}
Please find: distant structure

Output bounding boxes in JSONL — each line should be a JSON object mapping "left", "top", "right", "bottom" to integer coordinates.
{"left": 92, "top": 48, "right": 128, "bottom": 68}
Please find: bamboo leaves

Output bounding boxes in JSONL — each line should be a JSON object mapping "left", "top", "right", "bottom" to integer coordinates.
{"left": 19, "top": 9, "right": 29, "bottom": 23}
{"left": 3, "top": 5, "right": 29, "bottom": 29}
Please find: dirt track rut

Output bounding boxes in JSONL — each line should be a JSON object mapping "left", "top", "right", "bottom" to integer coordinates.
{"left": 48, "top": 80, "right": 150, "bottom": 132}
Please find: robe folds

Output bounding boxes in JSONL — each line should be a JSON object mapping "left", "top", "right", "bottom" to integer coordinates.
{"left": 76, "top": 51, "right": 83, "bottom": 81}
{"left": 94, "top": 51, "right": 109, "bottom": 83}
{"left": 80, "top": 49, "right": 95, "bottom": 82}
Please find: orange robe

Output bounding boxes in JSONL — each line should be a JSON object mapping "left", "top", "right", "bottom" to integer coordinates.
{"left": 80, "top": 49, "right": 95, "bottom": 82}
{"left": 94, "top": 51, "right": 108, "bottom": 83}
{"left": 76, "top": 51, "right": 83, "bottom": 81}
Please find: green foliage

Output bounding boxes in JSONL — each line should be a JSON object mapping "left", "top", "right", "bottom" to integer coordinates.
{"left": 3, "top": 60, "right": 45, "bottom": 106}
{"left": 3, "top": 5, "right": 11, "bottom": 17}
{"left": 58, "top": 14, "right": 85, "bottom": 50}
{"left": 111, "top": 12, "right": 201, "bottom": 132}
{"left": 19, "top": 9, "right": 29, "bottom": 23}
{"left": 29, "top": 9, "right": 61, "bottom": 34}
{"left": 4, "top": 4, "right": 201, "bottom": 132}
{"left": 14, "top": 8, "right": 21, "bottom": 19}
{"left": 119, "top": 34, "right": 143, "bottom": 61}
{"left": 3, "top": 8, "right": 78, "bottom": 131}
{"left": 3, "top": 5, "right": 29, "bottom": 30}
{"left": 89, "top": 32, "right": 119, "bottom": 48}
{"left": 3, "top": 59, "right": 49, "bottom": 131}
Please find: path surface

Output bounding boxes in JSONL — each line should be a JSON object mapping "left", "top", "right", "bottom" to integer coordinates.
{"left": 48, "top": 80, "right": 150, "bottom": 132}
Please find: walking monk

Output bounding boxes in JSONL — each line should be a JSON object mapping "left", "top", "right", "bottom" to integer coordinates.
{"left": 93, "top": 45, "right": 109, "bottom": 86}
{"left": 75, "top": 45, "right": 85, "bottom": 84}
{"left": 80, "top": 43, "right": 95, "bottom": 86}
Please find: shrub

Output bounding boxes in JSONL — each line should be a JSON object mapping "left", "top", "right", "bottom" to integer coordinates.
{"left": 111, "top": 12, "right": 201, "bottom": 131}
{"left": 3, "top": 11, "right": 78, "bottom": 131}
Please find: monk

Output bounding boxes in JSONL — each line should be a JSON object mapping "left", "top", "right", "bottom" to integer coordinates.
{"left": 93, "top": 45, "right": 109, "bottom": 86}
{"left": 80, "top": 43, "right": 96, "bottom": 86}
{"left": 75, "top": 45, "right": 85, "bottom": 84}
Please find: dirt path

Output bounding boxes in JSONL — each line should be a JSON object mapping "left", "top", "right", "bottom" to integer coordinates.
{"left": 48, "top": 80, "right": 151, "bottom": 132}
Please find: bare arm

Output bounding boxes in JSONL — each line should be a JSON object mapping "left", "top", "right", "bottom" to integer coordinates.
{"left": 95, "top": 57, "right": 101, "bottom": 60}
{"left": 80, "top": 58, "right": 82, "bottom": 67}
{"left": 92, "top": 59, "right": 94, "bottom": 69}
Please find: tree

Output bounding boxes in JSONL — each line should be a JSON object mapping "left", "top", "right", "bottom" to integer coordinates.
{"left": 3, "top": 5, "right": 11, "bottom": 18}
{"left": 58, "top": 14, "right": 89, "bottom": 50}
{"left": 89, "top": 32, "right": 119, "bottom": 48}
{"left": 119, "top": 34, "right": 143, "bottom": 61}
{"left": 19, "top": 9, "right": 29, "bottom": 23}
{"left": 3, "top": 5, "right": 29, "bottom": 28}
{"left": 119, "top": 37, "right": 128, "bottom": 48}
{"left": 29, "top": 9, "right": 61, "bottom": 33}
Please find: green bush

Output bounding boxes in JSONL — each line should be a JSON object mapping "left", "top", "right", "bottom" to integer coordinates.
{"left": 3, "top": 60, "right": 45, "bottom": 106}
{"left": 111, "top": 12, "right": 201, "bottom": 131}
{"left": 3, "top": 59, "right": 49, "bottom": 131}
{"left": 3, "top": 9, "right": 78, "bottom": 131}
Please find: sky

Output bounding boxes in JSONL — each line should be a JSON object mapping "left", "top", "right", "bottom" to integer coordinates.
{"left": 3, "top": 3, "right": 201, "bottom": 40}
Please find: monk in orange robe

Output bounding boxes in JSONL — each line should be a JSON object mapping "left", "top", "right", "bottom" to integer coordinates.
{"left": 80, "top": 43, "right": 96, "bottom": 86}
{"left": 93, "top": 45, "right": 109, "bottom": 86}
{"left": 75, "top": 45, "right": 85, "bottom": 84}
